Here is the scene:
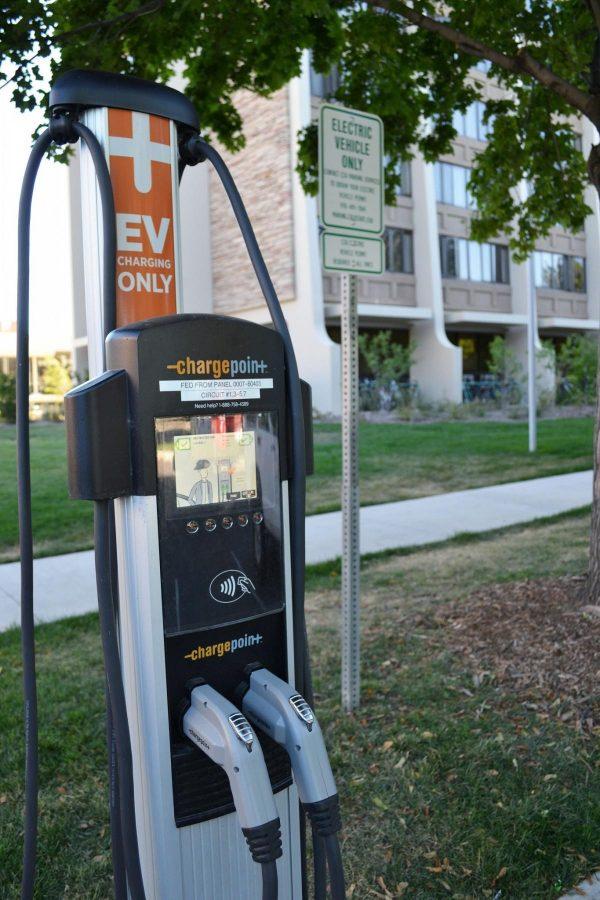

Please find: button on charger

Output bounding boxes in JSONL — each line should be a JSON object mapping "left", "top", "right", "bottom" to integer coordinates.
{"left": 252, "top": 511, "right": 264, "bottom": 525}
{"left": 204, "top": 518, "right": 217, "bottom": 533}
{"left": 222, "top": 516, "right": 234, "bottom": 530}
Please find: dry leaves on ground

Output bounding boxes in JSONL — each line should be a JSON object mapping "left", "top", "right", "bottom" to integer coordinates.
{"left": 433, "top": 575, "right": 600, "bottom": 726}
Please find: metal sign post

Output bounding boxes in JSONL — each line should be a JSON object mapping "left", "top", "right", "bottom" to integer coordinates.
{"left": 527, "top": 253, "right": 538, "bottom": 453}
{"left": 319, "top": 103, "right": 383, "bottom": 712}
{"left": 340, "top": 271, "right": 360, "bottom": 710}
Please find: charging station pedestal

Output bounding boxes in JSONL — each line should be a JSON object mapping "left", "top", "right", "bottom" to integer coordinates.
{"left": 56, "top": 73, "right": 303, "bottom": 898}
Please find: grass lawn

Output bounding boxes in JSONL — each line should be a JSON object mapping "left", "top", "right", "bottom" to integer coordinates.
{"left": 0, "top": 417, "right": 593, "bottom": 561}
{"left": 310, "top": 417, "right": 594, "bottom": 514}
{"left": 0, "top": 509, "right": 597, "bottom": 898}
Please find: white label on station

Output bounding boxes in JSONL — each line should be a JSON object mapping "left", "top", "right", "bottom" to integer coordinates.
{"left": 319, "top": 103, "right": 384, "bottom": 235}
{"left": 159, "top": 378, "right": 274, "bottom": 401}
{"left": 322, "top": 231, "right": 383, "bottom": 275}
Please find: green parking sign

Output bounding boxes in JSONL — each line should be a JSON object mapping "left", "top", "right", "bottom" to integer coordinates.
{"left": 319, "top": 103, "right": 384, "bottom": 235}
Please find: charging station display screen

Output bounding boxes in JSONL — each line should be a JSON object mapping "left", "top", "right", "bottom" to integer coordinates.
{"left": 173, "top": 431, "right": 258, "bottom": 508}
{"left": 155, "top": 411, "right": 279, "bottom": 523}
{"left": 155, "top": 411, "right": 284, "bottom": 635}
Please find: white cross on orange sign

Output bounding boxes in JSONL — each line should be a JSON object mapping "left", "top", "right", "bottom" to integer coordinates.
{"left": 109, "top": 111, "right": 172, "bottom": 194}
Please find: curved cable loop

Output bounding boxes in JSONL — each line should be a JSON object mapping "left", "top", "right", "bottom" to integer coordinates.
{"left": 17, "top": 116, "right": 144, "bottom": 900}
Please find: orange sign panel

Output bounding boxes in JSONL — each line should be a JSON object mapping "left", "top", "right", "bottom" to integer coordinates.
{"left": 108, "top": 109, "right": 178, "bottom": 326}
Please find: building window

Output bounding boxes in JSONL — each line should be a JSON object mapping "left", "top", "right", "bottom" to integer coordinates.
{"left": 395, "top": 160, "right": 412, "bottom": 197}
{"left": 440, "top": 236, "right": 509, "bottom": 283}
{"left": 452, "top": 100, "right": 489, "bottom": 141}
{"left": 534, "top": 251, "right": 586, "bottom": 292}
{"left": 384, "top": 156, "right": 412, "bottom": 197}
{"left": 434, "top": 162, "right": 475, "bottom": 208}
{"left": 309, "top": 54, "right": 340, "bottom": 98}
{"left": 384, "top": 227, "right": 414, "bottom": 273}
{"left": 450, "top": 332, "right": 500, "bottom": 377}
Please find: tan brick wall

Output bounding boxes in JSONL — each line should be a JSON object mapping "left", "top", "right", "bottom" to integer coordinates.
{"left": 210, "top": 87, "right": 296, "bottom": 312}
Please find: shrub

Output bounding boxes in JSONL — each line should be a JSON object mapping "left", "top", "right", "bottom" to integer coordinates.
{"left": 487, "top": 336, "right": 524, "bottom": 405}
{"left": 0, "top": 373, "right": 16, "bottom": 423}
{"left": 40, "top": 356, "right": 72, "bottom": 396}
{"left": 556, "top": 334, "right": 597, "bottom": 404}
{"left": 358, "top": 331, "right": 416, "bottom": 411}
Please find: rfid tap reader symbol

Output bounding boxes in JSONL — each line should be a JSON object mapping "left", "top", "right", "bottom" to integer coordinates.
{"left": 209, "top": 570, "right": 256, "bottom": 604}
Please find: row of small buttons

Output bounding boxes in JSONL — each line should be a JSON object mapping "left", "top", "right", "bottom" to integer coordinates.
{"left": 186, "top": 512, "right": 263, "bottom": 534}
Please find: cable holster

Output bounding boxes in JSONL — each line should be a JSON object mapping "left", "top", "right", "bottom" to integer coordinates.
{"left": 178, "top": 132, "right": 207, "bottom": 166}
{"left": 48, "top": 109, "right": 80, "bottom": 145}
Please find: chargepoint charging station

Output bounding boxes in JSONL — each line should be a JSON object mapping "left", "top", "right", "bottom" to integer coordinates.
{"left": 17, "top": 71, "right": 345, "bottom": 900}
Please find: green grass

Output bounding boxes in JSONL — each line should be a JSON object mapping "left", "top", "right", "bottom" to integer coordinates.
{"left": 0, "top": 417, "right": 593, "bottom": 559}
{"left": 0, "top": 424, "right": 92, "bottom": 563}
{"left": 0, "top": 511, "right": 596, "bottom": 897}
{"left": 309, "top": 510, "right": 598, "bottom": 897}
{"left": 310, "top": 417, "right": 594, "bottom": 513}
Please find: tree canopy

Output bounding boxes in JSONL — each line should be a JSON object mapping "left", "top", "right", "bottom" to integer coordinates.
{"left": 1, "top": 1, "right": 598, "bottom": 257}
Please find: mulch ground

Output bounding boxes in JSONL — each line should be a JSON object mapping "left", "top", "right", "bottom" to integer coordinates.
{"left": 430, "top": 576, "right": 600, "bottom": 729}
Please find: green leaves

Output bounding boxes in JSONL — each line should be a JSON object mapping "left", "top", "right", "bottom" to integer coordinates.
{"left": 2, "top": 0, "right": 341, "bottom": 150}
{"left": 1, "top": 1, "right": 598, "bottom": 255}
{"left": 467, "top": 85, "right": 590, "bottom": 258}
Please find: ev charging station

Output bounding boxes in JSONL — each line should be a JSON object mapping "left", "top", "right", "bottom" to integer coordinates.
{"left": 16, "top": 71, "right": 345, "bottom": 900}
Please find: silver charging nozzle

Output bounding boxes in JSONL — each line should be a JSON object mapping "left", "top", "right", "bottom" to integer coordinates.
{"left": 242, "top": 668, "right": 337, "bottom": 805}
{"left": 182, "top": 683, "right": 278, "bottom": 831}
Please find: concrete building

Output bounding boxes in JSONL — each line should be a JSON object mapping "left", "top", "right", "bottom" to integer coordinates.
{"left": 71, "top": 55, "right": 599, "bottom": 413}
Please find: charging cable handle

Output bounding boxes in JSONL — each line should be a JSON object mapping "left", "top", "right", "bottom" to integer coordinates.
{"left": 242, "top": 668, "right": 340, "bottom": 825}
{"left": 182, "top": 684, "right": 282, "bottom": 896}
{"left": 242, "top": 668, "right": 345, "bottom": 899}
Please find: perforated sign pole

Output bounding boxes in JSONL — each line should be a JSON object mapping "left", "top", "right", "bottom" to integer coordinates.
{"left": 319, "top": 103, "right": 383, "bottom": 713}
{"left": 340, "top": 272, "right": 360, "bottom": 712}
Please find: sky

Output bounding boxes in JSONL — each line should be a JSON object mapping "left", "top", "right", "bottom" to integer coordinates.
{"left": 0, "top": 87, "right": 73, "bottom": 351}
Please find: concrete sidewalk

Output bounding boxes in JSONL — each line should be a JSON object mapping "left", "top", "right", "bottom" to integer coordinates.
{"left": 0, "top": 469, "right": 592, "bottom": 631}
{"left": 563, "top": 873, "right": 600, "bottom": 898}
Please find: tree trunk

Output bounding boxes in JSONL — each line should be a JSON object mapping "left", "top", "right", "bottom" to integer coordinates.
{"left": 587, "top": 142, "right": 600, "bottom": 603}
{"left": 590, "top": 358, "right": 600, "bottom": 603}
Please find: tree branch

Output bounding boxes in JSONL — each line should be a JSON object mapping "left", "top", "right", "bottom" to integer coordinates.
{"left": 365, "top": 0, "right": 600, "bottom": 122}
{"left": 53, "top": 0, "right": 166, "bottom": 44}
{"left": 585, "top": 0, "right": 600, "bottom": 33}
{"left": 1, "top": 1, "right": 166, "bottom": 96}
{"left": 0, "top": 49, "right": 43, "bottom": 92}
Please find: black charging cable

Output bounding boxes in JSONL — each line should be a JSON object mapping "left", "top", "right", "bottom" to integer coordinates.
{"left": 180, "top": 135, "right": 346, "bottom": 900}
{"left": 17, "top": 114, "right": 145, "bottom": 900}
{"left": 324, "top": 834, "right": 346, "bottom": 900}
{"left": 261, "top": 859, "right": 278, "bottom": 900}
{"left": 182, "top": 136, "right": 309, "bottom": 697}
{"left": 17, "top": 125, "right": 52, "bottom": 900}
{"left": 244, "top": 822, "right": 281, "bottom": 900}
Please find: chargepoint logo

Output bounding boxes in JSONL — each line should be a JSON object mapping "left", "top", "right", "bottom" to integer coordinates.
{"left": 187, "top": 727, "right": 210, "bottom": 752}
{"left": 184, "top": 630, "right": 264, "bottom": 662}
{"left": 166, "top": 356, "right": 268, "bottom": 378}
{"left": 209, "top": 570, "right": 255, "bottom": 604}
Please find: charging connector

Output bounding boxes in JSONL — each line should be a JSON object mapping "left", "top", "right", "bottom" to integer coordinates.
{"left": 242, "top": 668, "right": 336, "bottom": 809}
{"left": 182, "top": 683, "right": 282, "bottom": 896}
{"left": 241, "top": 668, "right": 345, "bottom": 899}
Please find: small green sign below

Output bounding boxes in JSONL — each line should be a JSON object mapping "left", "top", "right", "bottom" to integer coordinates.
{"left": 319, "top": 103, "right": 384, "bottom": 235}
{"left": 322, "top": 232, "right": 383, "bottom": 275}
